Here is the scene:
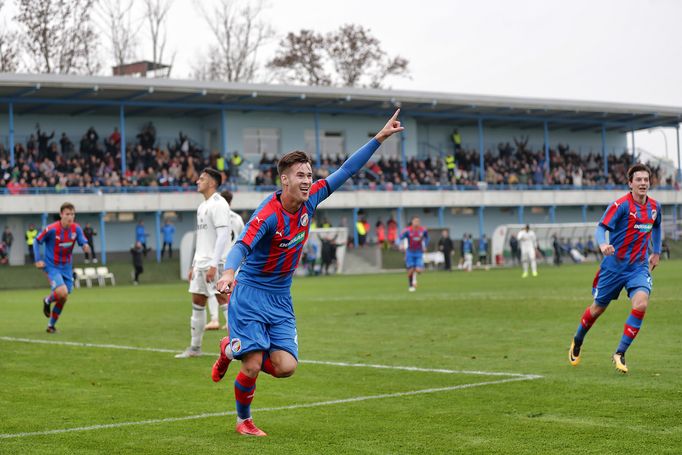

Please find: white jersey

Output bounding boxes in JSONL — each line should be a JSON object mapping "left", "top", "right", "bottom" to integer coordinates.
{"left": 517, "top": 230, "right": 537, "bottom": 253}
{"left": 220, "top": 209, "right": 245, "bottom": 264}
{"left": 192, "top": 192, "right": 230, "bottom": 269}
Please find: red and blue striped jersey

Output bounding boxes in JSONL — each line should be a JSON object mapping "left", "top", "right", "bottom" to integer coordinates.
{"left": 599, "top": 193, "right": 661, "bottom": 268}
{"left": 34, "top": 221, "right": 87, "bottom": 268}
{"left": 399, "top": 226, "right": 428, "bottom": 253}
{"left": 234, "top": 179, "right": 331, "bottom": 292}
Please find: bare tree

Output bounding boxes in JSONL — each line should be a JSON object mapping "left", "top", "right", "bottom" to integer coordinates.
{"left": 0, "top": 0, "right": 20, "bottom": 72}
{"left": 325, "top": 24, "right": 409, "bottom": 88}
{"left": 268, "top": 30, "right": 331, "bottom": 86}
{"left": 96, "top": 0, "right": 139, "bottom": 68}
{"left": 194, "top": 0, "right": 273, "bottom": 82}
{"left": 16, "top": 0, "right": 101, "bottom": 74}
{"left": 143, "top": 0, "right": 174, "bottom": 77}
{"left": 269, "top": 24, "right": 409, "bottom": 88}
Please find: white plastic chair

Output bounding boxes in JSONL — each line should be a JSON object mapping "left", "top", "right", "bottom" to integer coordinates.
{"left": 73, "top": 268, "right": 88, "bottom": 288}
{"left": 96, "top": 266, "right": 116, "bottom": 286}
{"left": 83, "top": 267, "right": 98, "bottom": 287}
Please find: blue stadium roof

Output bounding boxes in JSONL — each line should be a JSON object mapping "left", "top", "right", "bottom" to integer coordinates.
{"left": 1, "top": 73, "right": 681, "bottom": 132}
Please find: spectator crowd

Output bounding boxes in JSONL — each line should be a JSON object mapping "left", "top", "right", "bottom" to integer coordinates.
{"left": 1, "top": 126, "right": 668, "bottom": 194}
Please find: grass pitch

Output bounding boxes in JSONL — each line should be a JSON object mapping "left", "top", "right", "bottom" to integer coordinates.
{"left": 1, "top": 261, "right": 681, "bottom": 454}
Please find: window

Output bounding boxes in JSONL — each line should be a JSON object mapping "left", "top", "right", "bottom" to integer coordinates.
{"left": 304, "top": 130, "right": 345, "bottom": 159}
{"left": 243, "top": 128, "right": 280, "bottom": 160}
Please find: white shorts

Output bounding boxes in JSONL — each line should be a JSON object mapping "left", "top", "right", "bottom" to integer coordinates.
{"left": 188, "top": 266, "right": 222, "bottom": 296}
{"left": 521, "top": 249, "right": 536, "bottom": 261}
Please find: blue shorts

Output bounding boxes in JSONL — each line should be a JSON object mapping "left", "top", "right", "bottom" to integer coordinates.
{"left": 592, "top": 265, "right": 652, "bottom": 307}
{"left": 227, "top": 282, "right": 298, "bottom": 360}
{"left": 45, "top": 266, "right": 74, "bottom": 294}
{"left": 405, "top": 251, "right": 424, "bottom": 269}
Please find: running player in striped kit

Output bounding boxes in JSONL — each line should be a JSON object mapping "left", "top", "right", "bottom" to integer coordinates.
{"left": 211, "top": 111, "right": 404, "bottom": 436}
{"left": 569, "top": 164, "right": 662, "bottom": 374}
{"left": 33, "top": 202, "right": 90, "bottom": 333}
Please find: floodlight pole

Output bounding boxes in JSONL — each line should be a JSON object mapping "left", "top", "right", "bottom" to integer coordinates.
{"left": 400, "top": 130, "right": 407, "bottom": 182}
{"left": 8, "top": 102, "right": 14, "bottom": 168}
{"left": 675, "top": 124, "right": 682, "bottom": 183}
{"left": 99, "top": 212, "right": 107, "bottom": 265}
{"left": 314, "top": 111, "right": 321, "bottom": 166}
{"left": 220, "top": 109, "right": 227, "bottom": 158}
{"left": 543, "top": 121, "right": 550, "bottom": 171}
{"left": 478, "top": 206, "right": 485, "bottom": 239}
{"left": 601, "top": 125, "right": 608, "bottom": 178}
{"left": 155, "top": 210, "right": 162, "bottom": 263}
{"left": 119, "top": 105, "right": 126, "bottom": 177}
{"left": 352, "top": 207, "right": 359, "bottom": 248}
{"left": 477, "top": 118, "right": 484, "bottom": 181}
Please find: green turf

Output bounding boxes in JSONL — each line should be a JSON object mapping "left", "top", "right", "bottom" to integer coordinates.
{"left": 1, "top": 261, "right": 681, "bottom": 454}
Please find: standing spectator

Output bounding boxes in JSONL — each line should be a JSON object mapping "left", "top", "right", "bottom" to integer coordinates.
{"left": 387, "top": 217, "right": 398, "bottom": 247}
{"left": 135, "top": 221, "right": 150, "bottom": 257}
{"left": 83, "top": 222, "right": 98, "bottom": 263}
{"left": 509, "top": 233, "right": 520, "bottom": 266}
{"left": 161, "top": 220, "right": 176, "bottom": 259}
{"left": 461, "top": 234, "right": 473, "bottom": 272}
{"left": 2, "top": 226, "right": 13, "bottom": 254}
{"left": 0, "top": 241, "right": 8, "bottom": 265}
{"left": 229, "top": 150, "right": 243, "bottom": 182}
{"left": 106, "top": 127, "right": 121, "bottom": 154}
{"left": 320, "top": 234, "right": 340, "bottom": 275}
{"left": 437, "top": 229, "right": 454, "bottom": 271}
{"left": 517, "top": 224, "right": 538, "bottom": 278}
{"left": 36, "top": 124, "right": 55, "bottom": 158}
{"left": 356, "top": 216, "right": 368, "bottom": 247}
{"left": 477, "top": 234, "right": 488, "bottom": 267}
{"left": 130, "top": 241, "right": 144, "bottom": 285}
{"left": 375, "top": 219, "right": 386, "bottom": 248}
{"left": 451, "top": 129, "right": 462, "bottom": 151}
{"left": 25, "top": 223, "right": 38, "bottom": 262}
{"left": 59, "top": 133, "right": 73, "bottom": 156}
{"left": 552, "top": 234, "right": 563, "bottom": 266}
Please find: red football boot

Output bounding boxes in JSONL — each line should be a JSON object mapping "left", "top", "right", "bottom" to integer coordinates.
{"left": 211, "top": 337, "right": 231, "bottom": 382}
{"left": 235, "top": 418, "right": 267, "bottom": 436}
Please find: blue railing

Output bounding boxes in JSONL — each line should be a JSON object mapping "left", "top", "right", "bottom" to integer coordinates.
{"left": 2, "top": 183, "right": 675, "bottom": 195}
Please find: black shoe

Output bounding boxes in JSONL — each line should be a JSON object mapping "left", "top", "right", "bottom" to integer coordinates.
{"left": 42, "top": 297, "right": 51, "bottom": 318}
{"left": 46, "top": 326, "right": 57, "bottom": 334}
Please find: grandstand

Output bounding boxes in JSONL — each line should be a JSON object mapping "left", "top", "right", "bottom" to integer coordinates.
{"left": 1, "top": 73, "right": 681, "bottom": 267}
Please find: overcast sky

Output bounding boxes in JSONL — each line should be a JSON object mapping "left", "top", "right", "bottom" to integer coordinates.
{"left": 4, "top": 0, "right": 681, "bottom": 160}
{"left": 157, "top": 0, "right": 682, "bottom": 161}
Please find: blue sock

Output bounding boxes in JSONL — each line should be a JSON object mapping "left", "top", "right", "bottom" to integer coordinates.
{"left": 616, "top": 309, "right": 645, "bottom": 354}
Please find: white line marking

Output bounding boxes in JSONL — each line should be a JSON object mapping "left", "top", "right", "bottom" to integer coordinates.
{"left": 0, "top": 337, "right": 541, "bottom": 378}
{"left": 0, "top": 375, "right": 540, "bottom": 439}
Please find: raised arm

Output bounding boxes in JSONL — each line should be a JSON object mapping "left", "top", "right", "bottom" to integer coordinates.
{"left": 326, "top": 110, "right": 404, "bottom": 192}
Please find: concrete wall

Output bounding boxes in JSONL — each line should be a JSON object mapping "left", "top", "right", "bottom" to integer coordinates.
{"left": 2, "top": 189, "right": 679, "bottom": 255}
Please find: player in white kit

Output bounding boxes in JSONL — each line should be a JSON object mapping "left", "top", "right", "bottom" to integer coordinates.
{"left": 517, "top": 224, "right": 538, "bottom": 278}
{"left": 205, "top": 190, "right": 245, "bottom": 331}
{"left": 176, "top": 168, "right": 232, "bottom": 358}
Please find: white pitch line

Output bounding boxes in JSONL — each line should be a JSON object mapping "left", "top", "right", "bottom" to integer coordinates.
{"left": 0, "top": 375, "right": 540, "bottom": 439}
{"left": 0, "top": 336, "right": 542, "bottom": 378}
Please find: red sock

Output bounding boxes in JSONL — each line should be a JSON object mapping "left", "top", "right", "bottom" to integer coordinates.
{"left": 234, "top": 372, "right": 257, "bottom": 419}
{"left": 580, "top": 307, "right": 597, "bottom": 330}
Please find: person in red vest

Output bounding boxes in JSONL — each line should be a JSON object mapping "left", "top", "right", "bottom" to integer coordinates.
{"left": 387, "top": 217, "right": 398, "bottom": 246}
{"left": 375, "top": 219, "right": 386, "bottom": 248}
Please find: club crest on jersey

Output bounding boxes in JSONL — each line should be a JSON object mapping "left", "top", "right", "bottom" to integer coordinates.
{"left": 651, "top": 209, "right": 657, "bottom": 220}
{"left": 230, "top": 338, "right": 242, "bottom": 353}
{"left": 279, "top": 231, "right": 305, "bottom": 248}
{"left": 300, "top": 213, "right": 309, "bottom": 227}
